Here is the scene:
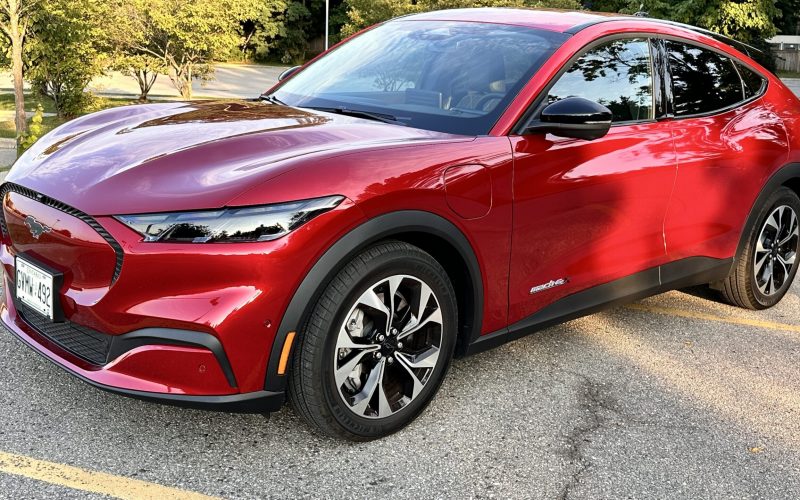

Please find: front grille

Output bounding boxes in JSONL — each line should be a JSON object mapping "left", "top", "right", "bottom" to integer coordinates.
{"left": 0, "top": 182, "right": 124, "bottom": 284}
{"left": 16, "top": 300, "right": 111, "bottom": 366}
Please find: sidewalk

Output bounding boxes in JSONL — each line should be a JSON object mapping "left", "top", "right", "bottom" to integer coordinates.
{"left": 0, "top": 63, "right": 286, "bottom": 100}
{"left": 0, "top": 138, "right": 14, "bottom": 180}
{"left": 783, "top": 78, "right": 800, "bottom": 97}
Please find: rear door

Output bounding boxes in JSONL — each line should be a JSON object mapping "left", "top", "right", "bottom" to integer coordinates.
{"left": 663, "top": 40, "right": 788, "bottom": 261}
{"left": 508, "top": 37, "right": 678, "bottom": 323}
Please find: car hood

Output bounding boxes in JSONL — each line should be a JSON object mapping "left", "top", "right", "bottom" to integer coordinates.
{"left": 7, "top": 100, "right": 461, "bottom": 215}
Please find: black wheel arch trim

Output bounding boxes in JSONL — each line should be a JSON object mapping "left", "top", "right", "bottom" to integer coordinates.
{"left": 733, "top": 162, "right": 800, "bottom": 267}
{"left": 264, "top": 210, "right": 484, "bottom": 393}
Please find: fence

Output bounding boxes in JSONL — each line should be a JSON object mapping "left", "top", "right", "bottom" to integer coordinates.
{"left": 773, "top": 49, "right": 800, "bottom": 72}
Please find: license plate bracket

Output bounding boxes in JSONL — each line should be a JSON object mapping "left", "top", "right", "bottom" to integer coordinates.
{"left": 14, "top": 253, "right": 64, "bottom": 323}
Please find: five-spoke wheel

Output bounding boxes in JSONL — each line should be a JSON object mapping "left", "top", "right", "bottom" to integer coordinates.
{"left": 753, "top": 205, "right": 798, "bottom": 296}
{"left": 288, "top": 241, "right": 456, "bottom": 440}
{"left": 334, "top": 275, "right": 443, "bottom": 419}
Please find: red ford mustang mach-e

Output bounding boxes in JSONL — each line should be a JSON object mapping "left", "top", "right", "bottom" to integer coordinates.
{"left": 2, "top": 9, "right": 799, "bottom": 440}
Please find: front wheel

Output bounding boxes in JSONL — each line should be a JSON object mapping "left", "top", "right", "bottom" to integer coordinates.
{"left": 721, "top": 187, "right": 800, "bottom": 309}
{"left": 288, "top": 240, "right": 457, "bottom": 440}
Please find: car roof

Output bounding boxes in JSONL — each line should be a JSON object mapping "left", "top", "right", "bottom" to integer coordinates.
{"left": 399, "top": 8, "right": 763, "bottom": 59}
{"left": 400, "top": 8, "right": 627, "bottom": 33}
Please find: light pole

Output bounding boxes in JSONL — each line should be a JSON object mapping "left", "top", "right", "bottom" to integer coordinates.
{"left": 324, "top": 0, "right": 329, "bottom": 51}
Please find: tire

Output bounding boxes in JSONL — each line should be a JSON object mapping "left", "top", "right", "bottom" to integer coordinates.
{"left": 288, "top": 240, "right": 458, "bottom": 440}
{"left": 721, "top": 187, "right": 800, "bottom": 310}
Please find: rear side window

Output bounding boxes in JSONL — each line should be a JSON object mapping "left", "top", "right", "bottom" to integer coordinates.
{"left": 667, "top": 41, "right": 743, "bottom": 116}
{"left": 546, "top": 38, "right": 654, "bottom": 123}
{"left": 738, "top": 64, "right": 766, "bottom": 99}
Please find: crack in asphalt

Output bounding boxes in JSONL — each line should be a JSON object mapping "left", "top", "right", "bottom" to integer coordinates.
{"left": 558, "top": 374, "right": 618, "bottom": 500}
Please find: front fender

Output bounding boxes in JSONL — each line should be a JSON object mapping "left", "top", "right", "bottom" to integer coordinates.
{"left": 263, "top": 210, "right": 484, "bottom": 393}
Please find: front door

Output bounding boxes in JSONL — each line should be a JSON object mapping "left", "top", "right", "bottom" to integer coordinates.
{"left": 508, "top": 37, "right": 677, "bottom": 323}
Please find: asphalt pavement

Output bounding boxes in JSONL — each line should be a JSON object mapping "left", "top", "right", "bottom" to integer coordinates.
{"left": 1, "top": 276, "right": 799, "bottom": 498}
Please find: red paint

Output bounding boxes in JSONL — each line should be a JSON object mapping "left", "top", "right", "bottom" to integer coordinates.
{"left": 1, "top": 9, "right": 799, "bottom": 402}
{"left": 443, "top": 164, "right": 492, "bottom": 219}
{"left": 509, "top": 122, "right": 677, "bottom": 322}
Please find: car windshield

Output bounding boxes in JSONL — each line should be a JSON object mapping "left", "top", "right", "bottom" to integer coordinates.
{"left": 272, "top": 20, "right": 568, "bottom": 135}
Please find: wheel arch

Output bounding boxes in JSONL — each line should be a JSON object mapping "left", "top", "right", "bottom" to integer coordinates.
{"left": 784, "top": 176, "right": 800, "bottom": 202}
{"left": 733, "top": 162, "right": 800, "bottom": 267}
{"left": 264, "top": 210, "right": 484, "bottom": 393}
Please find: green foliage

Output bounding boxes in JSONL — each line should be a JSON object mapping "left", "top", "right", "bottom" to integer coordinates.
{"left": 26, "top": 0, "right": 109, "bottom": 118}
{"left": 238, "top": 0, "right": 287, "bottom": 61}
{"left": 239, "top": 0, "right": 348, "bottom": 64}
{"left": 19, "top": 102, "right": 42, "bottom": 150}
{"left": 342, "top": 0, "right": 582, "bottom": 37}
{"left": 111, "top": 54, "right": 166, "bottom": 101}
{"left": 117, "top": 0, "right": 262, "bottom": 99}
{"left": 776, "top": 0, "right": 800, "bottom": 35}
{"left": 275, "top": 1, "right": 317, "bottom": 63}
{"left": 596, "top": 0, "right": 779, "bottom": 43}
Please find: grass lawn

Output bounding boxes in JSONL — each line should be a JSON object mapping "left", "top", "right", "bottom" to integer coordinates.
{"left": 0, "top": 94, "right": 164, "bottom": 140}
{"left": 0, "top": 93, "right": 57, "bottom": 114}
{"left": 777, "top": 70, "right": 800, "bottom": 79}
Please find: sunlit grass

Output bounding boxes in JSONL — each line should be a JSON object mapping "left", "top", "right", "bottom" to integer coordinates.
{"left": 0, "top": 94, "right": 169, "bottom": 140}
{"left": 777, "top": 70, "right": 800, "bottom": 78}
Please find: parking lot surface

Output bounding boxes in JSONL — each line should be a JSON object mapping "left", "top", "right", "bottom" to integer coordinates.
{"left": 1, "top": 277, "right": 800, "bottom": 499}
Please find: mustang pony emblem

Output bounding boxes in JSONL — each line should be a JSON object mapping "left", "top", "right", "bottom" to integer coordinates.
{"left": 24, "top": 215, "right": 52, "bottom": 239}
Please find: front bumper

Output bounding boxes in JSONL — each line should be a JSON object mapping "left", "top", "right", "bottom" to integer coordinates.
{"left": 2, "top": 300, "right": 284, "bottom": 412}
{"left": 0, "top": 182, "right": 363, "bottom": 410}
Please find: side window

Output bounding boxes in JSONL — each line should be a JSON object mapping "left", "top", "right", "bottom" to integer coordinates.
{"left": 547, "top": 38, "right": 654, "bottom": 123}
{"left": 667, "top": 41, "right": 744, "bottom": 116}
{"left": 737, "top": 63, "right": 766, "bottom": 99}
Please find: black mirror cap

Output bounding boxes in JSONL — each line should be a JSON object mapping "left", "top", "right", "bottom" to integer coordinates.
{"left": 278, "top": 65, "right": 303, "bottom": 82}
{"left": 526, "top": 97, "right": 613, "bottom": 141}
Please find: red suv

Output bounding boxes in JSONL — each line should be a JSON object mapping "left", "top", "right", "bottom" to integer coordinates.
{"left": 2, "top": 9, "right": 799, "bottom": 440}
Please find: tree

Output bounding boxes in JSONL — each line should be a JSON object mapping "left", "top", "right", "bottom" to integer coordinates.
{"left": 123, "top": 0, "right": 260, "bottom": 100}
{"left": 238, "top": 0, "right": 287, "bottom": 61}
{"left": 776, "top": 0, "right": 800, "bottom": 35}
{"left": 113, "top": 54, "right": 166, "bottom": 101}
{"left": 0, "top": 0, "right": 39, "bottom": 142}
{"left": 26, "top": 0, "right": 110, "bottom": 118}
{"left": 105, "top": 1, "right": 165, "bottom": 101}
{"left": 274, "top": 1, "right": 316, "bottom": 63}
{"left": 594, "top": 0, "right": 779, "bottom": 43}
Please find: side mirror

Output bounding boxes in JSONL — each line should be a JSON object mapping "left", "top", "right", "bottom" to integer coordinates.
{"left": 525, "top": 97, "right": 613, "bottom": 141}
{"left": 278, "top": 65, "right": 302, "bottom": 82}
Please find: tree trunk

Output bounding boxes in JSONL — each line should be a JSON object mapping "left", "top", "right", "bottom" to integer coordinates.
{"left": 167, "top": 64, "right": 192, "bottom": 100}
{"left": 135, "top": 68, "right": 158, "bottom": 101}
{"left": 183, "top": 65, "right": 192, "bottom": 100}
{"left": 8, "top": 0, "right": 26, "bottom": 141}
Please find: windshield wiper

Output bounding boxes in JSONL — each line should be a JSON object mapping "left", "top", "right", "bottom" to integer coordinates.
{"left": 307, "top": 106, "right": 405, "bottom": 126}
{"left": 259, "top": 94, "right": 287, "bottom": 105}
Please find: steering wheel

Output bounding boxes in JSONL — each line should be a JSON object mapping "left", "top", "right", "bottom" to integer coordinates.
{"left": 473, "top": 92, "right": 505, "bottom": 111}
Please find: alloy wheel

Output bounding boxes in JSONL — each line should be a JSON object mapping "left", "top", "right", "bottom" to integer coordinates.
{"left": 333, "top": 274, "right": 443, "bottom": 419}
{"left": 754, "top": 205, "right": 799, "bottom": 296}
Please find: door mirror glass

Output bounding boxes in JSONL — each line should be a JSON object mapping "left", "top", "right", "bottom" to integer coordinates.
{"left": 526, "top": 97, "right": 612, "bottom": 140}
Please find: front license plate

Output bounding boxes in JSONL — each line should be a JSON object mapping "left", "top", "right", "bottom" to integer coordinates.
{"left": 16, "top": 256, "right": 55, "bottom": 320}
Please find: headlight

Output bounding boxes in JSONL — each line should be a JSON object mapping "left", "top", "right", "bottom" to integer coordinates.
{"left": 115, "top": 196, "right": 344, "bottom": 243}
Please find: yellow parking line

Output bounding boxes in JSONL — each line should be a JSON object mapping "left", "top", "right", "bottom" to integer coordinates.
{"left": 626, "top": 303, "right": 800, "bottom": 333}
{"left": 0, "top": 450, "right": 219, "bottom": 500}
